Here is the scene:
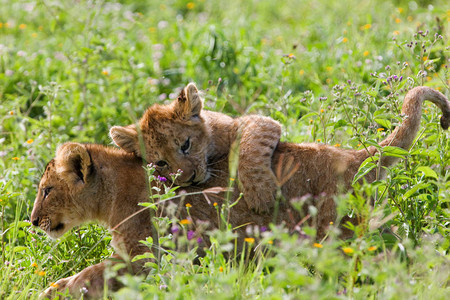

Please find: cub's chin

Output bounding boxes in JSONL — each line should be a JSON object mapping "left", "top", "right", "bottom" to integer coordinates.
{"left": 198, "top": 170, "right": 211, "bottom": 184}
{"left": 46, "top": 222, "right": 70, "bottom": 239}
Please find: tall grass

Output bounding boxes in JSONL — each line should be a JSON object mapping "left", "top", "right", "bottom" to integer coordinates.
{"left": 0, "top": 0, "right": 449, "bottom": 298}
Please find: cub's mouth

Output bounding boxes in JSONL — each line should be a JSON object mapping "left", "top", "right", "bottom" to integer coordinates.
{"left": 51, "top": 223, "right": 65, "bottom": 232}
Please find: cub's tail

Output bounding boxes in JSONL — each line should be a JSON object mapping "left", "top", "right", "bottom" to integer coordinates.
{"left": 361, "top": 86, "right": 450, "bottom": 169}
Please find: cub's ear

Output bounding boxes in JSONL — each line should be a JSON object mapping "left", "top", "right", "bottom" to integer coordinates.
{"left": 174, "top": 82, "right": 203, "bottom": 120}
{"left": 55, "top": 142, "right": 92, "bottom": 186}
{"left": 109, "top": 124, "right": 141, "bottom": 156}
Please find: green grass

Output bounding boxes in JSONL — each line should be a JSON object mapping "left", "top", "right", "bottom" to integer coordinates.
{"left": 1, "top": 0, "right": 449, "bottom": 298}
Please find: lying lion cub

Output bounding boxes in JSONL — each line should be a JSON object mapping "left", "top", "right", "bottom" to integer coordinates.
{"left": 111, "top": 84, "right": 283, "bottom": 214}
{"left": 111, "top": 83, "right": 449, "bottom": 212}
{"left": 30, "top": 142, "right": 291, "bottom": 297}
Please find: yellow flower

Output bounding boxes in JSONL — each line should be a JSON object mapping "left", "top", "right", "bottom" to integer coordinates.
{"left": 329, "top": 222, "right": 334, "bottom": 225}
{"left": 229, "top": 177, "right": 235, "bottom": 181}
{"left": 244, "top": 237, "right": 255, "bottom": 244}
{"left": 102, "top": 70, "right": 109, "bottom": 76}
{"left": 185, "top": 203, "right": 192, "bottom": 208}
{"left": 12, "top": 157, "right": 20, "bottom": 160}
{"left": 360, "top": 24, "right": 372, "bottom": 30}
{"left": 333, "top": 144, "right": 341, "bottom": 147}
{"left": 343, "top": 37, "right": 348, "bottom": 43}
{"left": 422, "top": 56, "right": 428, "bottom": 61}
{"left": 309, "top": 119, "right": 313, "bottom": 124}
{"left": 186, "top": 2, "right": 195, "bottom": 9}
{"left": 342, "top": 247, "right": 354, "bottom": 254}
{"left": 393, "top": 30, "right": 400, "bottom": 35}
{"left": 26, "top": 139, "right": 34, "bottom": 144}
{"left": 148, "top": 27, "right": 156, "bottom": 33}
{"left": 0, "top": 23, "right": 3, "bottom": 29}
{"left": 288, "top": 53, "right": 295, "bottom": 58}
{"left": 320, "top": 109, "right": 325, "bottom": 113}
{"left": 299, "top": 69, "right": 305, "bottom": 76}
{"left": 424, "top": 109, "right": 428, "bottom": 114}
{"left": 377, "top": 128, "right": 384, "bottom": 132}
{"left": 363, "top": 51, "right": 370, "bottom": 57}
{"left": 9, "top": 111, "right": 14, "bottom": 115}
{"left": 180, "top": 219, "right": 191, "bottom": 225}
{"left": 368, "top": 246, "right": 377, "bottom": 251}
{"left": 50, "top": 282, "right": 59, "bottom": 288}
{"left": 313, "top": 243, "right": 323, "bottom": 248}
{"left": 407, "top": 16, "right": 413, "bottom": 22}
{"left": 395, "top": 18, "right": 401, "bottom": 24}
{"left": 317, "top": 139, "right": 321, "bottom": 142}
{"left": 31, "top": 33, "right": 38, "bottom": 38}
{"left": 326, "top": 66, "right": 333, "bottom": 72}
{"left": 397, "top": 7, "right": 404, "bottom": 14}
{"left": 0, "top": 199, "right": 3, "bottom": 203}
{"left": 31, "top": 262, "right": 38, "bottom": 268}
{"left": 19, "top": 24, "right": 27, "bottom": 30}
{"left": 219, "top": 266, "right": 223, "bottom": 272}
{"left": 213, "top": 202, "right": 218, "bottom": 207}
{"left": 38, "top": 271, "right": 46, "bottom": 276}
{"left": 267, "top": 240, "right": 273, "bottom": 244}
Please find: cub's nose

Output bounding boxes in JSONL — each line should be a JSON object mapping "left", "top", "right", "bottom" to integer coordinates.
{"left": 32, "top": 216, "right": 40, "bottom": 227}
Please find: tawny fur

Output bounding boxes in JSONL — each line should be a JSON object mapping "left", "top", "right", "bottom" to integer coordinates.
{"left": 110, "top": 83, "right": 282, "bottom": 213}
{"left": 33, "top": 86, "right": 449, "bottom": 297}
{"left": 110, "top": 85, "right": 450, "bottom": 215}
{"left": 31, "top": 143, "right": 294, "bottom": 297}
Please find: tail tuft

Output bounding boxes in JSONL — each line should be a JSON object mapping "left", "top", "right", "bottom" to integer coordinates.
{"left": 440, "top": 112, "right": 450, "bottom": 130}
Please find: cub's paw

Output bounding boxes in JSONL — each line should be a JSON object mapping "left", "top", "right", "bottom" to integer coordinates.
{"left": 241, "top": 180, "right": 277, "bottom": 214}
{"left": 40, "top": 276, "right": 74, "bottom": 299}
{"left": 40, "top": 274, "right": 94, "bottom": 299}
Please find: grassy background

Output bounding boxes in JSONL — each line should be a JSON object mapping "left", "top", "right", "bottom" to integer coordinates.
{"left": 1, "top": 0, "right": 449, "bottom": 298}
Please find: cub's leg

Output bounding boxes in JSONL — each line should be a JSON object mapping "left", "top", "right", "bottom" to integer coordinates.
{"left": 42, "top": 254, "right": 147, "bottom": 298}
{"left": 236, "top": 115, "right": 281, "bottom": 213}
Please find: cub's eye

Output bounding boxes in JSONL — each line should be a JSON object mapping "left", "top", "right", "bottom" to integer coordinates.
{"left": 181, "top": 138, "right": 191, "bottom": 154}
{"left": 43, "top": 187, "right": 52, "bottom": 199}
{"left": 155, "top": 160, "right": 168, "bottom": 168}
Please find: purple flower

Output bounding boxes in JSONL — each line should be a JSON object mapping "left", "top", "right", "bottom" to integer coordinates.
{"left": 197, "top": 237, "right": 203, "bottom": 244}
{"left": 171, "top": 225, "right": 179, "bottom": 234}
{"left": 260, "top": 226, "right": 267, "bottom": 233}
{"left": 156, "top": 175, "right": 167, "bottom": 182}
{"left": 187, "top": 230, "right": 195, "bottom": 240}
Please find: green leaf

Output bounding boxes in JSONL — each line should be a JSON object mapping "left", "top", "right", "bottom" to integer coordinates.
{"left": 382, "top": 146, "right": 409, "bottom": 158}
{"left": 333, "top": 119, "right": 348, "bottom": 129}
{"left": 363, "top": 139, "right": 381, "bottom": 149}
{"left": 13, "top": 246, "right": 29, "bottom": 253}
{"left": 403, "top": 183, "right": 430, "bottom": 199}
{"left": 300, "top": 112, "right": 319, "bottom": 121}
{"left": 416, "top": 166, "right": 438, "bottom": 180}
{"left": 139, "top": 202, "right": 157, "bottom": 210}
{"left": 352, "top": 155, "right": 379, "bottom": 184}
{"left": 374, "top": 118, "right": 392, "bottom": 129}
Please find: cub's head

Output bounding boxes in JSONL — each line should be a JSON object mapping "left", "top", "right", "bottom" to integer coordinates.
{"left": 110, "top": 83, "right": 211, "bottom": 186}
{"left": 31, "top": 143, "right": 93, "bottom": 239}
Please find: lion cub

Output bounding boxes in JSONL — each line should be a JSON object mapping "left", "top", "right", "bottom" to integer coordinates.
{"left": 111, "top": 84, "right": 450, "bottom": 216}
{"left": 111, "top": 83, "right": 282, "bottom": 213}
